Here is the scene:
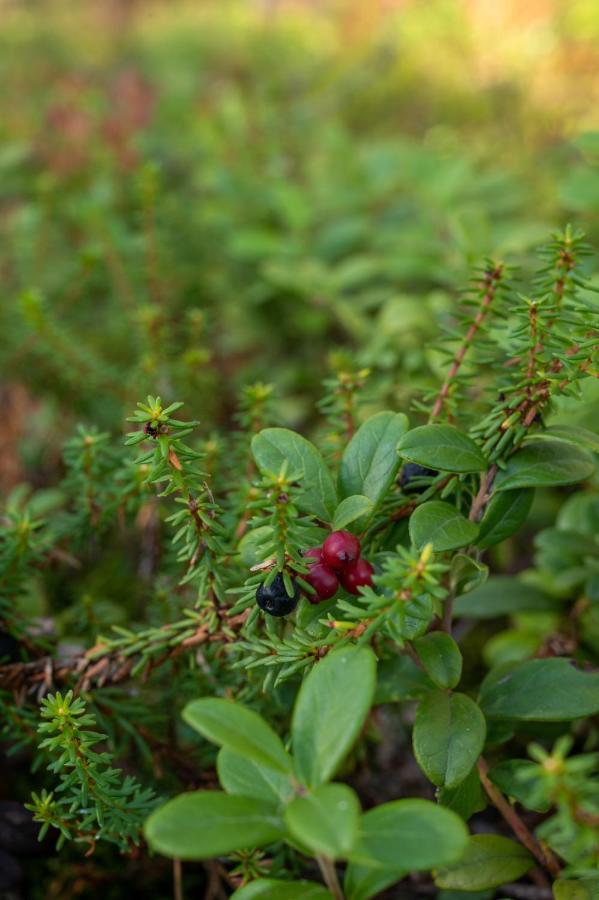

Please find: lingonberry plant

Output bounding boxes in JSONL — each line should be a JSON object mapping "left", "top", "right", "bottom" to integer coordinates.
{"left": 1, "top": 228, "right": 598, "bottom": 898}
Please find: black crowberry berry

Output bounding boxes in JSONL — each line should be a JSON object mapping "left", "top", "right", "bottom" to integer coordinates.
{"left": 256, "top": 573, "right": 299, "bottom": 617}
{"left": 399, "top": 462, "right": 438, "bottom": 494}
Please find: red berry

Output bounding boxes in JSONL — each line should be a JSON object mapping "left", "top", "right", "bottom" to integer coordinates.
{"left": 322, "top": 530, "right": 361, "bottom": 572}
{"left": 304, "top": 546, "right": 324, "bottom": 563}
{"left": 304, "top": 562, "right": 339, "bottom": 602}
{"left": 340, "top": 558, "right": 374, "bottom": 595}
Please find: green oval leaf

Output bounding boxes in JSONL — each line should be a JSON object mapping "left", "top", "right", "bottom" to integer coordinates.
{"left": 332, "top": 494, "right": 373, "bottom": 531}
{"left": 453, "top": 576, "right": 560, "bottom": 619}
{"left": 285, "top": 783, "right": 360, "bottom": 859}
{"left": 479, "top": 658, "right": 599, "bottom": 720}
{"left": 477, "top": 488, "right": 534, "bottom": 549}
{"left": 494, "top": 438, "right": 595, "bottom": 491}
{"left": 413, "top": 691, "right": 486, "bottom": 789}
{"left": 252, "top": 428, "right": 337, "bottom": 521}
{"left": 144, "top": 792, "right": 285, "bottom": 859}
{"left": 375, "top": 653, "right": 435, "bottom": 704}
{"left": 539, "top": 424, "right": 599, "bottom": 454}
{"left": 413, "top": 632, "right": 463, "bottom": 690}
{"left": 438, "top": 765, "right": 487, "bottom": 822}
{"left": 349, "top": 798, "right": 468, "bottom": 870}
{"left": 553, "top": 878, "right": 599, "bottom": 900}
{"left": 292, "top": 646, "right": 376, "bottom": 788}
{"left": 231, "top": 882, "right": 332, "bottom": 900}
{"left": 410, "top": 501, "right": 479, "bottom": 552}
{"left": 183, "top": 698, "right": 292, "bottom": 773}
{"left": 217, "top": 747, "right": 294, "bottom": 805}
{"left": 434, "top": 835, "right": 534, "bottom": 891}
{"left": 397, "top": 425, "right": 487, "bottom": 474}
{"left": 339, "top": 411, "right": 409, "bottom": 506}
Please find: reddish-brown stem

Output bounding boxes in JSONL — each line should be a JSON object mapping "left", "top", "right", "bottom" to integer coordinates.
{"left": 430, "top": 266, "right": 503, "bottom": 421}
{"left": 469, "top": 465, "right": 498, "bottom": 523}
{"left": 477, "top": 757, "right": 561, "bottom": 881}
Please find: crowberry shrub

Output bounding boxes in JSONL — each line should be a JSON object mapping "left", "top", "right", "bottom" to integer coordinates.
{"left": 0, "top": 229, "right": 598, "bottom": 899}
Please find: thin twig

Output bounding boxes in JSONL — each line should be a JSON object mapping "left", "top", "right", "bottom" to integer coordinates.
{"left": 173, "top": 859, "right": 183, "bottom": 900}
{"left": 316, "top": 856, "right": 344, "bottom": 900}
{"left": 430, "top": 266, "right": 503, "bottom": 421}
{"left": 477, "top": 757, "right": 561, "bottom": 880}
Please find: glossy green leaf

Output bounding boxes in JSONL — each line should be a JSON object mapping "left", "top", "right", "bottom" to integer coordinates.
{"left": 449, "top": 554, "right": 489, "bottom": 597}
{"left": 477, "top": 489, "right": 534, "bottom": 549}
{"left": 413, "top": 691, "right": 486, "bottom": 788}
{"left": 375, "top": 653, "right": 434, "bottom": 703}
{"left": 434, "top": 835, "right": 534, "bottom": 890}
{"left": 397, "top": 425, "right": 487, "bottom": 474}
{"left": 454, "top": 576, "right": 560, "bottom": 619}
{"left": 252, "top": 428, "right": 337, "bottom": 521}
{"left": 479, "top": 658, "right": 599, "bottom": 720}
{"left": 292, "top": 645, "right": 376, "bottom": 787}
{"left": 217, "top": 747, "right": 294, "bottom": 805}
{"left": 339, "top": 411, "right": 409, "bottom": 506}
{"left": 410, "top": 501, "right": 479, "bottom": 552}
{"left": 285, "top": 783, "right": 360, "bottom": 859}
{"left": 144, "top": 792, "right": 285, "bottom": 859}
{"left": 332, "top": 494, "right": 373, "bottom": 531}
{"left": 183, "top": 698, "right": 292, "bottom": 773}
{"left": 438, "top": 765, "right": 487, "bottom": 821}
{"left": 553, "top": 879, "right": 599, "bottom": 900}
{"left": 349, "top": 798, "right": 468, "bottom": 870}
{"left": 494, "top": 439, "right": 595, "bottom": 491}
{"left": 539, "top": 425, "right": 599, "bottom": 454}
{"left": 413, "top": 632, "right": 462, "bottom": 689}
{"left": 231, "top": 881, "right": 332, "bottom": 900}
{"left": 344, "top": 862, "right": 406, "bottom": 900}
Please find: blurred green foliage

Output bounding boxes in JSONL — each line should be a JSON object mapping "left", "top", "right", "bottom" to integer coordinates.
{"left": 2, "top": 0, "right": 599, "bottom": 468}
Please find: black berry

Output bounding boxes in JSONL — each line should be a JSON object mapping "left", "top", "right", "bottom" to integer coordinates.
{"left": 399, "top": 462, "right": 438, "bottom": 494}
{"left": 322, "top": 530, "right": 361, "bottom": 572}
{"left": 256, "top": 573, "right": 299, "bottom": 617}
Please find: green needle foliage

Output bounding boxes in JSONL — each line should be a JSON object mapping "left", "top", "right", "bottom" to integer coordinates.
{"left": 27, "top": 691, "right": 156, "bottom": 852}
{"left": 0, "top": 229, "right": 598, "bottom": 898}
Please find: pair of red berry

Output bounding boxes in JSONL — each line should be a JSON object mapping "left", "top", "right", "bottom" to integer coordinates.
{"left": 304, "top": 530, "right": 374, "bottom": 602}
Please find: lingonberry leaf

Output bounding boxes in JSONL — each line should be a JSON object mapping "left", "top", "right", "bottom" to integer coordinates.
{"left": 284, "top": 783, "right": 360, "bottom": 859}
{"left": 338, "top": 411, "right": 409, "bottom": 507}
{"left": 183, "top": 698, "right": 292, "bottom": 773}
{"left": 347, "top": 798, "right": 468, "bottom": 870}
{"left": 331, "top": 494, "right": 373, "bottom": 531}
{"left": 438, "top": 765, "right": 487, "bottom": 822}
{"left": 413, "top": 691, "right": 486, "bottom": 789}
{"left": 291, "top": 645, "right": 376, "bottom": 788}
{"left": 494, "top": 438, "right": 595, "bottom": 491}
{"left": 397, "top": 425, "right": 487, "bottom": 474}
{"left": 217, "top": 747, "right": 294, "bottom": 806}
{"left": 476, "top": 488, "right": 534, "bottom": 549}
{"left": 144, "top": 792, "right": 285, "bottom": 859}
{"left": 230, "top": 881, "right": 332, "bottom": 899}
{"left": 409, "top": 500, "right": 479, "bottom": 552}
{"left": 413, "top": 632, "right": 463, "bottom": 689}
{"left": 453, "top": 576, "right": 560, "bottom": 619}
{"left": 434, "top": 835, "right": 534, "bottom": 891}
{"left": 374, "top": 653, "right": 435, "bottom": 703}
{"left": 252, "top": 428, "right": 337, "bottom": 521}
{"left": 479, "top": 658, "right": 599, "bottom": 720}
